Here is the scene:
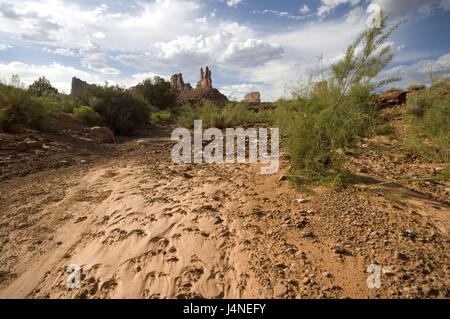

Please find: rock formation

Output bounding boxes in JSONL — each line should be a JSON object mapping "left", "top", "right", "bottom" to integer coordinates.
{"left": 170, "top": 73, "right": 192, "bottom": 91}
{"left": 314, "top": 81, "right": 328, "bottom": 95}
{"left": 196, "top": 66, "right": 212, "bottom": 89}
{"left": 71, "top": 77, "right": 89, "bottom": 96}
{"left": 171, "top": 66, "right": 228, "bottom": 105}
{"left": 244, "top": 92, "right": 261, "bottom": 103}
{"left": 378, "top": 90, "right": 407, "bottom": 107}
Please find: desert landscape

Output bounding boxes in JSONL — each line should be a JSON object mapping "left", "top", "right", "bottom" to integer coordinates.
{"left": 0, "top": 1, "right": 449, "bottom": 301}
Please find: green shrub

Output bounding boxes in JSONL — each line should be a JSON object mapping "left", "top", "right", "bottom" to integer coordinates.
{"left": 135, "top": 76, "right": 176, "bottom": 110}
{"left": 28, "top": 76, "right": 58, "bottom": 97}
{"left": 0, "top": 109, "right": 11, "bottom": 131}
{"left": 383, "top": 87, "right": 403, "bottom": 94}
{"left": 404, "top": 97, "right": 450, "bottom": 162}
{"left": 174, "top": 101, "right": 270, "bottom": 129}
{"left": 407, "top": 89, "right": 433, "bottom": 117}
{"left": 76, "top": 84, "right": 149, "bottom": 134}
{"left": 407, "top": 82, "right": 426, "bottom": 91}
{"left": 149, "top": 110, "right": 172, "bottom": 125}
{"left": 272, "top": 12, "right": 404, "bottom": 186}
{"left": 73, "top": 106, "right": 100, "bottom": 124}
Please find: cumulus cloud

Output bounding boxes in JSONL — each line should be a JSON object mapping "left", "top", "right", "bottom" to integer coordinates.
{"left": 43, "top": 47, "right": 78, "bottom": 57}
{"left": 378, "top": 53, "right": 450, "bottom": 89}
{"left": 220, "top": 83, "right": 263, "bottom": 100}
{"left": 221, "top": 39, "right": 284, "bottom": 67}
{"left": 79, "top": 40, "right": 120, "bottom": 75}
{"left": 317, "top": 0, "right": 361, "bottom": 16}
{"left": 370, "top": 0, "right": 441, "bottom": 17}
{"left": 226, "top": 0, "right": 243, "bottom": 8}
{"left": 0, "top": 61, "right": 99, "bottom": 93}
{"left": 300, "top": 5, "right": 310, "bottom": 14}
{"left": 441, "top": 0, "right": 450, "bottom": 10}
{"left": 0, "top": 43, "right": 12, "bottom": 50}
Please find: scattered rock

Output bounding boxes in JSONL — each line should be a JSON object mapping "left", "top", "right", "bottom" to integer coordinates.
{"left": 244, "top": 92, "right": 261, "bottom": 103}
{"left": 295, "top": 198, "right": 309, "bottom": 203}
{"left": 332, "top": 244, "right": 345, "bottom": 254}
{"left": 378, "top": 90, "right": 407, "bottom": 107}
{"left": 382, "top": 266, "right": 395, "bottom": 276}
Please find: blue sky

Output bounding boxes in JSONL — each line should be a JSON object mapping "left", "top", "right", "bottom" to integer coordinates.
{"left": 0, "top": 0, "right": 449, "bottom": 100}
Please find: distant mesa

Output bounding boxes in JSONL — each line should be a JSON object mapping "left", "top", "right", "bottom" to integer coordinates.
{"left": 170, "top": 66, "right": 228, "bottom": 105}
{"left": 170, "top": 73, "right": 193, "bottom": 91}
{"left": 244, "top": 92, "right": 261, "bottom": 103}
{"left": 71, "top": 77, "right": 89, "bottom": 96}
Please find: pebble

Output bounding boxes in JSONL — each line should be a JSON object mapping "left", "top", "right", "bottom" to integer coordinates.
{"left": 210, "top": 217, "right": 223, "bottom": 225}
{"left": 382, "top": 266, "right": 395, "bottom": 276}
{"left": 296, "top": 198, "right": 310, "bottom": 203}
{"left": 322, "top": 272, "right": 331, "bottom": 278}
{"left": 80, "top": 160, "right": 89, "bottom": 165}
{"left": 301, "top": 231, "right": 313, "bottom": 238}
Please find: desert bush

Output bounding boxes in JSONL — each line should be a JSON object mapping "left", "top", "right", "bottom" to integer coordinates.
{"left": 149, "top": 110, "right": 172, "bottom": 125}
{"left": 174, "top": 101, "right": 270, "bottom": 129}
{"left": 75, "top": 84, "right": 149, "bottom": 134}
{"left": 407, "top": 82, "right": 426, "bottom": 91}
{"left": 135, "top": 76, "right": 176, "bottom": 110}
{"left": 73, "top": 105, "right": 100, "bottom": 124}
{"left": 0, "top": 80, "right": 50, "bottom": 128}
{"left": 28, "top": 76, "right": 58, "bottom": 97}
{"left": 407, "top": 89, "right": 433, "bottom": 117}
{"left": 273, "top": 12, "right": 404, "bottom": 187}
{"left": 0, "top": 109, "right": 11, "bottom": 131}
{"left": 383, "top": 87, "right": 403, "bottom": 94}
{"left": 404, "top": 97, "right": 450, "bottom": 162}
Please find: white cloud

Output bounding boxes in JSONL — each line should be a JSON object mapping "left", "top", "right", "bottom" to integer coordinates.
{"left": 441, "top": 0, "right": 450, "bottom": 10}
{"left": 93, "top": 32, "right": 105, "bottom": 39}
{"left": 378, "top": 53, "right": 450, "bottom": 89}
{"left": 226, "top": 0, "right": 243, "bottom": 8}
{"left": 43, "top": 47, "right": 78, "bottom": 57}
{"left": 0, "top": 61, "right": 99, "bottom": 93}
{"left": 370, "top": 0, "right": 441, "bottom": 17}
{"left": 0, "top": 43, "right": 12, "bottom": 50}
{"left": 300, "top": 5, "right": 310, "bottom": 14}
{"left": 317, "top": 0, "right": 361, "bottom": 16}
{"left": 221, "top": 39, "right": 284, "bottom": 67}
{"left": 220, "top": 83, "right": 263, "bottom": 100}
{"left": 79, "top": 40, "right": 120, "bottom": 75}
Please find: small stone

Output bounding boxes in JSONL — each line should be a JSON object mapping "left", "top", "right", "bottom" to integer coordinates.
{"left": 322, "top": 272, "right": 331, "bottom": 278}
{"left": 382, "top": 266, "right": 395, "bottom": 276}
{"left": 80, "top": 160, "right": 89, "bottom": 165}
{"left": 332, "top": 244, "right": 345, "bottom": 254}
{"left": 403, "top": 229, "right": 417, "bottom": 239}
{"left": 301, "top": 231, "right": 313, "bottom": 238}
{"left": 273, "top": 282, "right": 288, "bottom": 297}
{"left": 210, "top": 217, "right": 223, "bottom": 225}
{"left": 296, "top": 198, "right": 310, "bottom": 203}
{"left": 369, "top": 231, "right": 379, "bottom": 237}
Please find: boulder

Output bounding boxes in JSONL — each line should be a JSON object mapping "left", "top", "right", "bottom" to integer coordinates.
{"left": 244, "top": 92, "right": 261, "bottom": 103}
{"left": 90, "top": 126, "right": 115, "bottom": 143}
{"left": 378, "top": 90, "right": 407, "bottom": 107}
